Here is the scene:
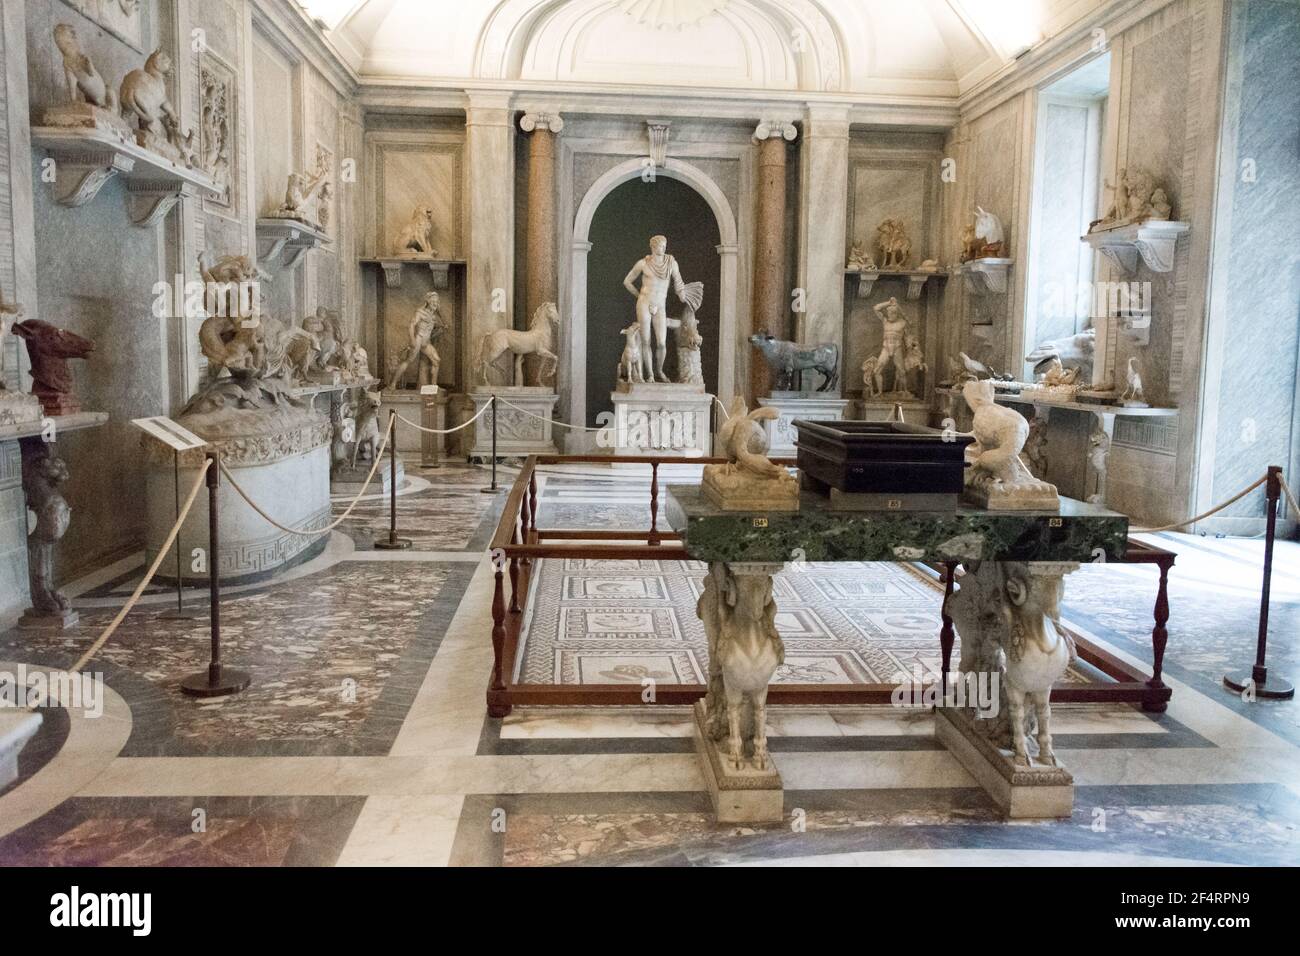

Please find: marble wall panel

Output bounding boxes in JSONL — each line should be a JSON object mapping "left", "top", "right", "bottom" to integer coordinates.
{"left": 251, "top": 28, "right": 294, "bottom": 224}
{"left": 1208, "top": 0, "right": 1300, "bottom": 518}
{"left": 25, "top": 0, "right": 170, "bottom": 579}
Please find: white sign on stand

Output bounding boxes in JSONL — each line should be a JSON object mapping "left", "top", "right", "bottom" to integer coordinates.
{"left": 130, "top": 416, "right": 208, "bottom": 452}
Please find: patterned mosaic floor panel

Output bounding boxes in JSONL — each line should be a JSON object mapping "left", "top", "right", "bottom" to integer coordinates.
{"left": 515, "top": 558, "right": 1094, "bottom": 686}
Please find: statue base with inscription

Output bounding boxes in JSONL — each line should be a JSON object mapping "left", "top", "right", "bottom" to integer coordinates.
{"left": 757, "top": 394, "right": 850, "bottom": 458}
{"left": 143, "top": 384, "right": 332, "bottom": 586}
{"left": 611, "top": 382, "right": 712, "bottom": 458}
{"left": 469, "top": 387, "right": 559, "bottom": 460}
{"left": 935, "top": 707, "right": 1074, "bottom": 819}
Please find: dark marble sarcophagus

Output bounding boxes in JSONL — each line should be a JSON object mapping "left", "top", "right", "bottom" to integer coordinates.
{"left": 793, "top": 420, "right": 974, "bottom": 510}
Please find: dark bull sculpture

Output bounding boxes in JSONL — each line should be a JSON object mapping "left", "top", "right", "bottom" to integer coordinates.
{"left": 748, "top": 333, "right": 839, "bottom": 393}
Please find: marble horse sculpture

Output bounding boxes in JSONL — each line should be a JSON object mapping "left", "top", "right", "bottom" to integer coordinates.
{"left": 948, "top": 560, "right": 1076, "bottom": 767}
{"left": 12, "top": 320, "right": 94, "bottom": 416}
{"left": 748, "top": 333, "right": 839, "bottom": 392}
{"left": 476, "top": 302, "right": 561, "bottom": 387}
{"left": 698, "top": 562, "right": 785, "bottom": 772}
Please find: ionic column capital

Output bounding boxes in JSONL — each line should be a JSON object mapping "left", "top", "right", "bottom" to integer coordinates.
{"left": 520, "top": 112, "right": 565, "bottom": 134}
{"left": 754, "top": 119, "right": 798, "bottom": 143}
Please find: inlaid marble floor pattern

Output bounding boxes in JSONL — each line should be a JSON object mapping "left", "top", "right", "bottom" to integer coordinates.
{"left": 0, "top": 462, "right": 1297, "bottom": 867}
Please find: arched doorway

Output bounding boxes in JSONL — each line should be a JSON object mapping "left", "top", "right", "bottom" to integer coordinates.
{"left": 584, "top": 177, "right": 721, "bottom": 425}
{"left": 567, "top": 158, "right": 739, "bottom": 440}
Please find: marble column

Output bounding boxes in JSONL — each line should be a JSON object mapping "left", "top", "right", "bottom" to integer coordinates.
{"left": 464, "top": 91, "right": 516, "bottom": 381}
{"left": 796, "top": 106, "right": 851, "bottom": 392}
{"left": 519, "top": 112, "right": 563, "bottom": 318}
{"left": 750, "top": 120, "right": 797, "bottom": 402}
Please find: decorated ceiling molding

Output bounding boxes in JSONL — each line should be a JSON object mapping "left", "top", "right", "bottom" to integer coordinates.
{"left": 305, "top": 0, "right": 1109, "bottom": 98}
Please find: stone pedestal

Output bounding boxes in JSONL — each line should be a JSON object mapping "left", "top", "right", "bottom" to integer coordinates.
{"left": 610, "top": 383, "right": 712, "bottom": 458}
{"left": 0, "top": 710, "right": 42, "bottom": 791}
{"left": 470, "top": 387, "right": 559, "bottom": 460}
{"left": 331, "top": 454, "right": 403, "bottom": 497}
{"left": 693, "top": 701, "right": 783, "bottom": 824}
{"left": 758, "top": 393, "right": 850, "bottom": 458}
{"left": 858, "top": 398, "right": 929, "bottom": 426}
{"left": 702, "top": 465, "right": 799, "bottom": 512}
{"left": 144, "top": 405, "right": 332, "bottom": 586}
{"left": 936, "top": 707, "right": 1074, "bottom": 819}
{"left": 380, "top": 390, "right": 424, "bottom": 456}
{"left": 421, "top": 392, "right": 449, "bottom": 467}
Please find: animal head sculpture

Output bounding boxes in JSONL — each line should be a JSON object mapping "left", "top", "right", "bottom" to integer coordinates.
{"left": 13, "top": 320, "right": 94, "bottom": 361}
{"left": 145, "top": 48, "right": 173, "bottom": 78}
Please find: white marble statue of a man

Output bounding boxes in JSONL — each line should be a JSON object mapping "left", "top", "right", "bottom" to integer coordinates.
{"left": 872, "top": 296, "right": 912, "bottom": 396}
{"left": 622, "top": 235, "right": 703, "bottom": 383}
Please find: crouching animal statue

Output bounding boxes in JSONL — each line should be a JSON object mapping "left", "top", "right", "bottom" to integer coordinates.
{"left": 698, "top": 563, "right": 786, "bottom": 771}
{"left": 748, "top": 333, "right": 839, "bottom": 392}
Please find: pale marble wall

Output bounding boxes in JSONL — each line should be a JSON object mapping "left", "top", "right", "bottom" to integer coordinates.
{"left": 1205, "top": 0, "right": 1300, "bottom": 526}
{"left": 944, "top": 93, "right": 1031, "bottom": 376}
{"left": 25, "top": 0, "right": 171, "bottom": 579}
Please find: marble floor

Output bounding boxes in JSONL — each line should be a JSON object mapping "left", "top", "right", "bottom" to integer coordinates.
{"left": 0, "top": 458, "right": 1297, "bottom": 866}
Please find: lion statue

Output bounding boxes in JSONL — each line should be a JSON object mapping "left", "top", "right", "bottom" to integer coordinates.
{"left": 395, "top": 206, "right": 436, "bottom": 256}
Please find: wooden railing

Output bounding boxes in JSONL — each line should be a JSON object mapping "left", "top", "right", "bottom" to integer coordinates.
{"left": 482, "top": 454, "right": 1174, "bottom": 718}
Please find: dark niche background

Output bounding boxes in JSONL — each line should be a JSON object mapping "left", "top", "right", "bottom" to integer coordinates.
{"left": 585, "top": 176, "right": 721, "bottom": 425}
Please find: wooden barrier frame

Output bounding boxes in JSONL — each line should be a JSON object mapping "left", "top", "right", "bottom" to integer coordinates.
{"left": 485, "top": 454, "right": 1175, "bottom": 718}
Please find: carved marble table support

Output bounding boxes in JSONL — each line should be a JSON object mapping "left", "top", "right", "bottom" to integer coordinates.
{"left": 938, "top": 560, "right": 1079, "bottom": 818}
{"left": 693, "top": 561, "right": 786, "bottom": 824}
{"left": 18, "top": 437, "right": 78, "bottom": 630}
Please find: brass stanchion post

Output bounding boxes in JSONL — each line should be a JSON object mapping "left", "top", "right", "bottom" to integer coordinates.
{"left": 481, "top": 394, "right": 502, "bottom": 494}
{"left": 1225, "top": 465, "right": 1294, "bottom": 700}
{"left": 375, "top": 412, "right": 412, "bottom": 550}
{"left": 181, "top": 451, "right": 250, "bottom": 697}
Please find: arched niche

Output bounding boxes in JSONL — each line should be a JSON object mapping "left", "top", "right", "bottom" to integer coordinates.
{"left": 476, "top": 0, "right": 845, "bottom": 92}
{"left": 567, "top": 157, "right": 739, "bottom": 437}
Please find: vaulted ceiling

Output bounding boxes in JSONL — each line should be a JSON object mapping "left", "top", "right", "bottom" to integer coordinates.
{"left": 297, "top": 0, "right": 1110, "bottom": 99}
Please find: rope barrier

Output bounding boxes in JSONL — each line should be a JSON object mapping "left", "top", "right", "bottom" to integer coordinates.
{"left": 220, "top": 417, "right": 393, "bottom": 538}
{"left": 69, "top": 458, "right": 213, "bottom": 674}
{"left": 1130, "top": 473, "right": 1270, "bottom": 534}
{"left": 1281, "top": 476, "right": 1300, "bottom": 521}
{"left": 495, "top": 396, "right": 608, "bottom": 433}
{"left": 393, "top": 399, "right": 491, "bottom": 435}
{"left": 714, "top": 396, "right": 731, "bottom": 420}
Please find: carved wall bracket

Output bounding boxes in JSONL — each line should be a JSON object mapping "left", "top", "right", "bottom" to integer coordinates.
{"left": 961, "top": 257, "right": 1013, "bottom": 295}
{"left": 1083, "top": 220, "right": 1190, "bottom": 274}
{"left": 257, "top": 218, "right": 331, "bottom": 272}
{"left": 32, "top": 127, "right": 221, "bottom": 226}
{"left": 847, "top": 268, "right": 945, "bottom": 301}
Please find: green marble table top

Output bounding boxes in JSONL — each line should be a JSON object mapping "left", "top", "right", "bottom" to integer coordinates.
{"left": 665, "top": 484, "right": 1128, "bottom": 564}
